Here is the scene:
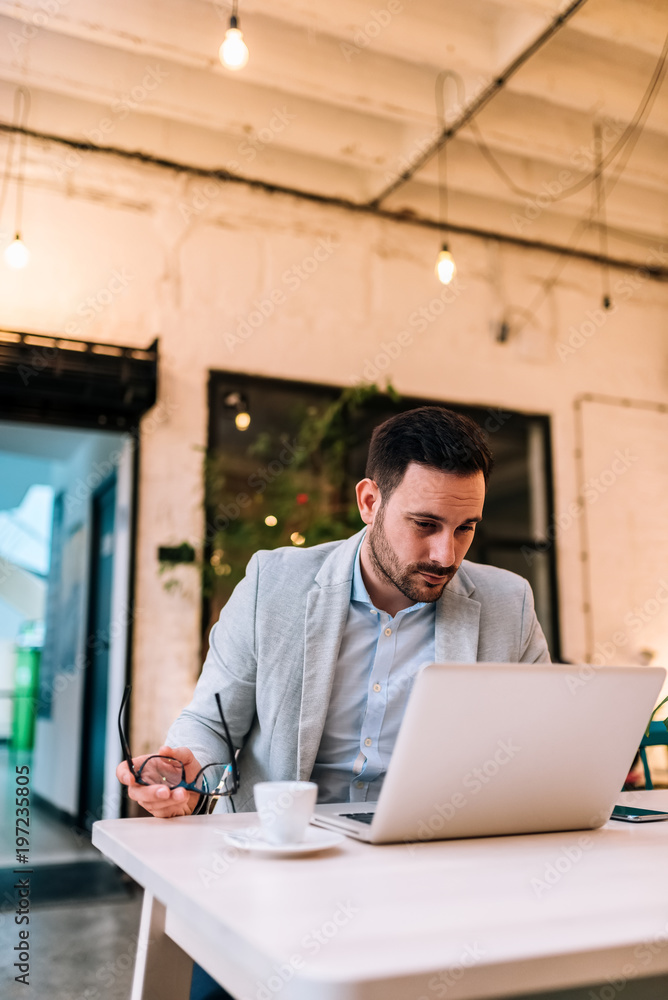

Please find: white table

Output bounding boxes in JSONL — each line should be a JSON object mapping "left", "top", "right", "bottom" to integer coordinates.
{"left": 92, "top": 790, "right": 668, "bottom": 1000}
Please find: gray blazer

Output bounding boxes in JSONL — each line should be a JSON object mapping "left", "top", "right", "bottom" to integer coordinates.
{"left": 166, "top": 529, "right": 550, "bottom": 811}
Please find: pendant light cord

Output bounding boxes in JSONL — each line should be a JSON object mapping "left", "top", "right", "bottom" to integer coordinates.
{"left": 14, "top": 88, "right": 31, "bottom": 236}
{"left": 0, "top": 87, "right": 30, "bottom": 238}
{"left": 593, "top": 121, "right": 610, "bottom": 308}
{"left": 0, "top": 87, "right": 30, "bottom": 234}
{"left": 435, "top": 71, "right": 465, "bottom": 244}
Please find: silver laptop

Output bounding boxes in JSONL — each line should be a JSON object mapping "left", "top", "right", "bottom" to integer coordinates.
{"left": 311, "top": 662, "right": 665, "bottom": 844}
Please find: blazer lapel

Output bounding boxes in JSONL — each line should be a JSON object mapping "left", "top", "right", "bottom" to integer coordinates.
{"left": 297, "top": 531, "right": 363, "bottom": 780}
{"left": 434, "top": 562, "right": 482, "bottom": 663}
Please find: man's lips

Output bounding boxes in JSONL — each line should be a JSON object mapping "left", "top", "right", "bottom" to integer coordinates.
{"left": 419, "top": 570, "right": 449, "bottom": 584}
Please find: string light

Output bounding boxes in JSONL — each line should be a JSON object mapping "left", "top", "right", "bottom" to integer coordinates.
{"left": 224, "top": 390, "right": 251, "bottom": 430}
{"left": 435, "top": 243, "right": 456, "bottom": 285}
{"left": 4, "top": 234, "right": 30, "bottom": 269}
{"left": 434, "top": 71, "right": 457, "bottom": 285}
{"left": 219, "top": 2, "right": 249, "bottom": 71}
{"left": 1, "top": 88, "right": 31, "bottom": 270}
{"left": 265, "top": 515, "right": 278, "bottom": 527}
{"left": 290, "top": 532, "right": 305, "bottom": 546}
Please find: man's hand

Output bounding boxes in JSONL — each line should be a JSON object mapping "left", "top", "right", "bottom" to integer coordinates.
{"left": 116, "top": 745, "right": 203, "bottom": 818}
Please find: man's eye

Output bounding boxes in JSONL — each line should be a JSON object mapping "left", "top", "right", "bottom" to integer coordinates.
{"left": 413, "top": 520, "right": 433, "bottom": 530}
{"left": 457, "top": 525, "right": 475, "bottom": 533}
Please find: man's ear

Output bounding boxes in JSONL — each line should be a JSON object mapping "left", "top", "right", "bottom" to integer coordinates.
{"left": 355, "top": 478, "right": 381, "bottom": 526}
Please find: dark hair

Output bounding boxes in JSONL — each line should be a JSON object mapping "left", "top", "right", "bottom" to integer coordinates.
{"left": 365, "top": 406, "right": 494, "bottom": 498}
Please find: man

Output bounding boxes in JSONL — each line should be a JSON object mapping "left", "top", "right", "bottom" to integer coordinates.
{"left": 118, "top": 405, "right": 550, "bottom": 1000}
{"left": 118, "top": 405, "right": 549, "bottom": 819}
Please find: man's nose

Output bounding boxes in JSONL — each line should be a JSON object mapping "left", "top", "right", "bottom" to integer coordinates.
{"left": 430, "top": 531, "right": 456, "bottom": 567}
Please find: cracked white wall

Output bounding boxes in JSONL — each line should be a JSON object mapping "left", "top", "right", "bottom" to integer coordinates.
{"left": 2, "top": 148, "right": 668, "bottom": 749}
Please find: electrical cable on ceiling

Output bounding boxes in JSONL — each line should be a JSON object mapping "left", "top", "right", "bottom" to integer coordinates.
{"left": 593, "top": 121, "right": 611, "bottom": 310}
{"left": 366, "top": 0, "right": 591, "bottom": 208}
{"left": 465, "top": 25, "right": 668, "bottom": 205}
{"left": 443, "top": 16, "right": 668, "bottom": 338}
{"left": 406, "top": 24, "right": 668, "bottom": 218}
{"left": 507, "top": 33, "right": 668, "bottom": 340}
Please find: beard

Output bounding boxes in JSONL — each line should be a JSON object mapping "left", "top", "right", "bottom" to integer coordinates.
{"left": 367, "top": 505, "right": 457, "bottom": 604}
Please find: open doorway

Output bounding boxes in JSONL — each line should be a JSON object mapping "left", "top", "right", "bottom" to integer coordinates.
{"left": 0, "top": 422, "right": 134, "bottom": 865}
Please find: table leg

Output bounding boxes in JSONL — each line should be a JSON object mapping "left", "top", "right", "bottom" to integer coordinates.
{"left": 131, "top": 889, "right": 193, "bottom": 1000}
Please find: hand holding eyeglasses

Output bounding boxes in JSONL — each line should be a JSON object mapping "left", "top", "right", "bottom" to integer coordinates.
{"left": 116, "top": 745, "right": 204, "bottom": 818}
{"left": 116, "top": 685, "right": 240, "bottom": 819}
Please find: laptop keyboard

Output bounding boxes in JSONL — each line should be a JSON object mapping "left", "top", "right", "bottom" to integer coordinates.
{"left": 341, "top": 812, "right": 375, "bottom": 824}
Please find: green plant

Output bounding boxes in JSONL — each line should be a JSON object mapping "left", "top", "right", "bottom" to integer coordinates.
{"left": 645, "top": 696, "right": 668, "bottom": 737}
{"left": 200, "top": 382, "right": 400, "bottom": 611}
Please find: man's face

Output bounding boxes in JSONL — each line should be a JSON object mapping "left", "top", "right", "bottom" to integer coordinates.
{"left": 364, "top": 462, "right": 486, "bottom": 604}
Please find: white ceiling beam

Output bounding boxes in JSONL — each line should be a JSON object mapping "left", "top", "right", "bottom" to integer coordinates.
{"left": 481, "top": 0, "right": 668, "bottom": 59}
{"left": 0, "top": 2, "right": 665, "bottom": 140}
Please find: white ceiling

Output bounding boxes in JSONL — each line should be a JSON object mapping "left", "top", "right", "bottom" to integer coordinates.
{"left": 0, "top": 0, "right": 667, "bottom": 268}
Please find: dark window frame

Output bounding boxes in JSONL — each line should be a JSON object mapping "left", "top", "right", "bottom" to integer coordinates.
{"left": 206, "top": 370, "right": 561, "bottom": 661}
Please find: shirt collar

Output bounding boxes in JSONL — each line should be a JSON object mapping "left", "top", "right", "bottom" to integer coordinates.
{"left": 351, "top": 534, "right": 427, "bottom": 614}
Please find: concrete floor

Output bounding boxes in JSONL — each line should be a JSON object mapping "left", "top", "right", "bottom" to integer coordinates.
{"left": 1, "top": 744, "right": 142, "bottom": 998}
{"left": 0, "top": 746, "right": 98, "bottom": 867}
{"left": 1, "top": 894, "right": 142, "bottom": 999}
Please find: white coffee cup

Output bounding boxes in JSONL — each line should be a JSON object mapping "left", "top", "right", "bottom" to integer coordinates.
{"left": 253, "top": 781, "right": 318, "bottom": 845}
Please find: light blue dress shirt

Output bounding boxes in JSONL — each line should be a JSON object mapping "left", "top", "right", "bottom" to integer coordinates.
{"left": 311, "top": 536, "right": 436, "bottom": 803}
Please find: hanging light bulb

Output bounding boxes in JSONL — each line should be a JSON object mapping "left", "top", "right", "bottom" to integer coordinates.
{"left": 4, "top": 90, "right": 32, "bottom": 270}
{"left": 235, "top": 411, "right": 251, "bottom": 430}
{"left": 219, "top": 3, "right": 249, "bottom": 71}
{"left": 4, "top": 233, "right": 30, "bottom": 269}
{"left": 435, "top": 243, "right": 456, "bottom": 285}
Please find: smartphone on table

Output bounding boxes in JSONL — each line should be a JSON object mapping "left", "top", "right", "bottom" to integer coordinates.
{"left": 611, "top": 804, "right": 668, "bottom": 823}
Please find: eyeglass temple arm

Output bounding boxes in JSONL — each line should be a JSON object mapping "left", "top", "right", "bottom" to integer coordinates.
{"left": 118, "top": 685, "right": 138, "bottom": 778}
{"left": 215, "top": 692, "right": 239, "bottom": 783}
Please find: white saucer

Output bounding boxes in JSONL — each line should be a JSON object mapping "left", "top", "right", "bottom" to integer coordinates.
{"left": 221, "top": 825, "right": 344, "bottom": 856}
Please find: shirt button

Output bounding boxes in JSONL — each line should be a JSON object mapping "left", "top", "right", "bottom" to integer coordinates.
{"left": 355, "top": 781, "right": 364, "bottom": 788}
{"left": 364, "top": 738, "right": 372, "bottom": 747}
{"left": 384, "top": 627, "right": 392, "bottom": 636}
{"left": 373, "top": 683, "right": 381, "bottom": 693}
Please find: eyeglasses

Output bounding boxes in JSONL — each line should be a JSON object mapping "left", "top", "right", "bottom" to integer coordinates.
{"left": 118, "top": 685, "right": 240, "bottom": 808}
